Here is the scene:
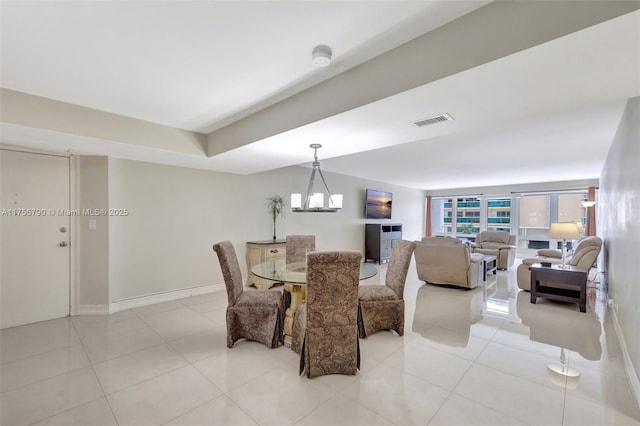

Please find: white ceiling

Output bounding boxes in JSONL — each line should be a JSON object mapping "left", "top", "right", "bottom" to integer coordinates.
{"left": 1, "top": 1, "right": 639, "bottom": 191}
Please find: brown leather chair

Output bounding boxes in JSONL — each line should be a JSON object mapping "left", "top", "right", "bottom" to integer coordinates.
{"left": 517, "top": 236, "right": 602, "bottom": 291}
{"left": 357, "top": 240, "right": 416, "bottom": 338}
{"left": 297, "top": 251, "right": 362, "bottom": 378}
{"left": 213, "top": 241, "right": 284, "bottom": 348}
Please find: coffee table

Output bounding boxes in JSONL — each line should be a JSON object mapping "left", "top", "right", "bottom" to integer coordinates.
{"left": 529, "top": 263, "right": 588, "bottom": 312}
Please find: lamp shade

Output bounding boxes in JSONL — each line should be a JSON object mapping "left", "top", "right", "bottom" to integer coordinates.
{"left": 329, "top": 194, "right": 343, "bottom": 209}
{"left": 549, "top": 222, "right": 580, "bottom": 240}
{"left": 291, "top": 194, "right": 302, "bottom": 209}
{"left": 309, "top": 193, "right": 324, "bottom": 208}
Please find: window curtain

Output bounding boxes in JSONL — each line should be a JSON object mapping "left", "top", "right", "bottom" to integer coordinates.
{"left": 586, "top": 186, "right": 597, "bottom": 236}
{"left": 425, "top": 196, "right": 432, "bottom": 237}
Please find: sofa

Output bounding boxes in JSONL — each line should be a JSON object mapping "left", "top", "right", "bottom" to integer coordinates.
{"left": 516, "top": 236, "right": 602, "bottom": 291}
{"left": 414, "top": 236, "right": 484, "bottom": 289}
{"left": 471, "top": 231, "right": 517, "bottom": 269}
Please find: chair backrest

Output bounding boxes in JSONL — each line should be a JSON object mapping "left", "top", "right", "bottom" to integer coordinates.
{"left": 385, "top": 240, "right": 417, "bottom": 299}
{"left": 476, "top": 230, "right": 515, "bottom": 245}
{"left": 568, "top": 236, "right": 602, "bottom": 269}
{"left": 212, "top": 241, "right": 243, "bottom": 306}
{"left": 414, "top": 237, "right": 473, "bottom": 285}
{"left": 306, "top": 251, "right": 361, "bottom": 328}
{"left": 286, "top": 235, "right": 316, "bottom": 264}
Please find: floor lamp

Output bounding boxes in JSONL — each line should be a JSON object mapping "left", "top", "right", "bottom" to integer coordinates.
{"left": 549, "top": 222, "right": 581, "bottom": 269}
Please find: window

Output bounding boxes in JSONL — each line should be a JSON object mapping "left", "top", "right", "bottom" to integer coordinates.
{"left": 455, "top": 197, "right": 480, "bottom": 235}
{"left": 487, "top": 198, "right": 511, "bottom": 232}
{"left": 429, "top": 190, "right": 588, "bottom": 244}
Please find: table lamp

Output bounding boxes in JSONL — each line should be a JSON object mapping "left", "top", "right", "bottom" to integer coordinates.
{"left": 549, "top": 222, "right": 581, "bottom": 269}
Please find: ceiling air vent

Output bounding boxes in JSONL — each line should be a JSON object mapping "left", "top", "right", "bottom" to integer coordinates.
{"left": 413, "top": 113, "right": 454, "bottom": 127}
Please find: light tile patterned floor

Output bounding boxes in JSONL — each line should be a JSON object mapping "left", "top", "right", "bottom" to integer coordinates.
{"left": 2, "top": 260, "right": 639, "bottom": 425}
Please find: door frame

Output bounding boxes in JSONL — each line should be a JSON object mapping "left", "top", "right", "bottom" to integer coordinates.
{"left": 0, "top": 144, "right": 78, "bottom": 317}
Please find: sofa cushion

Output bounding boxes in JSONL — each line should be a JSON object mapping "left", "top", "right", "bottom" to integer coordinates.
{"left": 421, "top": 236, "right": 462, "bottom": 246}
{"left": 477, "top": 231, "right": 510, "bottom": 244}
{"left": 358, "top": 285, "right": 397, "bottom": 302}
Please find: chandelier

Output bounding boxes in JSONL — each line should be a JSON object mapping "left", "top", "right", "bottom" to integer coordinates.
{"left": 291, "top": 144, "right": 343, "bottom": 212}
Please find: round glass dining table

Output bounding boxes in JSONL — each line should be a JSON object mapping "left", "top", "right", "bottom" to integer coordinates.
{"left": 251, "top": 259, "right": 378, "bottom": 284}
{"left": 251, "top": 259, "right": 378, "bottom": 348}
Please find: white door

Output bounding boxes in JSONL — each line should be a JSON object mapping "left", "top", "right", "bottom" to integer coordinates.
{"left": 1, "top": 149, "right": 71, "bottom": 329}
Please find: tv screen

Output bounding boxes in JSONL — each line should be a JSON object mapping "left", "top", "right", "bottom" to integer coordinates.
{"left": 365, "top": 189, "right": 392, "bottom": 219}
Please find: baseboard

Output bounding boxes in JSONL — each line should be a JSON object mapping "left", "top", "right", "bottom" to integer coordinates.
{"left": 109, "top": 283, "right": 225, "bottom": 314}
{"left": 76, "top": 304, "right": 110, "bottom": 315}
{"left": 610, "top": 305, "right": 640, "bottom": 409}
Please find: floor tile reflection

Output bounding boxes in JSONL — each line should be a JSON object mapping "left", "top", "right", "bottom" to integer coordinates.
{"left": 1, "top": 258, "right": 638, "bottom": 425}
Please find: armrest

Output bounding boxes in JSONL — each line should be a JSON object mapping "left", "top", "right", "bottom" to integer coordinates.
{"left": 537, "top": 249, "right": 562, "bottom": 258}
{"left": 521, "top": 258, "right": 539, "bottom": 266}
{"left": 470, "top": 242, "right": 480, "bottom": 248}
{"left": 497, "top": 245, "right": 515, "bottom": 250}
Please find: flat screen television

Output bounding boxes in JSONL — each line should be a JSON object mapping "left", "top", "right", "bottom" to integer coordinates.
{"left": 365, "top": 189, "right": 392, "bottom": 219}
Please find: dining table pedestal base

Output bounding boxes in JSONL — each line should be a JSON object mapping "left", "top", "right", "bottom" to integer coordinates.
{"left": 283, "top": 283, "right": 306, "bottom": 348}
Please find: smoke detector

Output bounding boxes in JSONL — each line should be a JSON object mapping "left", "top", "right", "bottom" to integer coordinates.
{"left": 312, "top": 45, "right": 332, "bottom": 67}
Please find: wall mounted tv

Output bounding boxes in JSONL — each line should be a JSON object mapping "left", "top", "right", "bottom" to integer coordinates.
{"left": 365, "top": 189, "right": 393, "bottom": 219}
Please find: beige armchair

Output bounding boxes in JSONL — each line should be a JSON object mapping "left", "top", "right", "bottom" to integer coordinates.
{"left": 414, "top": 237, "right": 483, "bottom": 289}
{"left": 517, "top": 236, "right": 602, "bottom": 291}
{"left": 471, "top": 231, "right": 517, "bottom": 269}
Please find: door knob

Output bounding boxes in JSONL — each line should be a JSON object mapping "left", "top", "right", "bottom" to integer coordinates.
{"left": 59, "top": 241, "right": 68, "bottom": 247}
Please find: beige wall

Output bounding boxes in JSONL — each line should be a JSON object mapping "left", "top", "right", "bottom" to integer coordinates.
{"left": 1, "top": 89, "right": 207, "bottom": 156}
{"left": 106, "top": 158, "right": 425, "bottom": 302}
{"left": 77, "top": 156, "right": 110, "bottom": 306}
{"left": 599, "top": 96, "right": 640, "bottom": 382}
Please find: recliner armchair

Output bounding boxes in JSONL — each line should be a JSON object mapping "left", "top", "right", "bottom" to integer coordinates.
{"left": 414, "top": 237, "right": 483, "bottom": 289}
{"left": 471, "top": 231, "right": 517, "bottom": 269}
{"left": 517, "top": 236, "right": 602, "bottom": 291}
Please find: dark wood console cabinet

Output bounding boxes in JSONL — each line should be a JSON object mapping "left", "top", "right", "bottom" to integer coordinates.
{"left": 365, "top": 223, "right": 402, "bottom": 263}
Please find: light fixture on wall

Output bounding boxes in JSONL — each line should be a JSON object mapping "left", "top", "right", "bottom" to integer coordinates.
{"left": 548, "top": 222, "right": 581, "bottom": 269}
{"left": 581, "top": 200, "right": 596, "bottom": 208}
{"left": 291, "top": 144, "right": 342, "bottom": 213}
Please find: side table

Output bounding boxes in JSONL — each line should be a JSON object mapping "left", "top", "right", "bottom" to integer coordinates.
{"left": 530, "top": 264, "right": 588, "bottom": 312}
{"left": 482, "top": 255, "right": 497, "bottom": 281}
{"left": 245, "top": 240, "right": 286, "bottom": 289}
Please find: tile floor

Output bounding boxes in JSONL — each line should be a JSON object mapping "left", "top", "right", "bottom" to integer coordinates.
{"left": 1, "top": 259, "right": 639, "bottom": 426}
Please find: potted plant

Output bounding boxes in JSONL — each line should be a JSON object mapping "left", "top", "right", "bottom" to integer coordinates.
{"left": 267, "top": 194, "right": 286, "bottom": 240}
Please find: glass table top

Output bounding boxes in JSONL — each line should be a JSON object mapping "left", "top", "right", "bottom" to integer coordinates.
{"left": 251, "top": 259, "right": 378, "bottom": 284}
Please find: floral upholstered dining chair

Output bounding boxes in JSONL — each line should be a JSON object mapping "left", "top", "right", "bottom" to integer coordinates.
{"left": 297, "top": 250, "right": 362, "bottom": 378}
{"left": 213, "top": 240, "right": 284, "bottom": 348}
{"left": 286, "top": 235, "right": 316, "bottom": 263}
{"left": 357, "top": 239, "right": 416, "bottom": 338}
